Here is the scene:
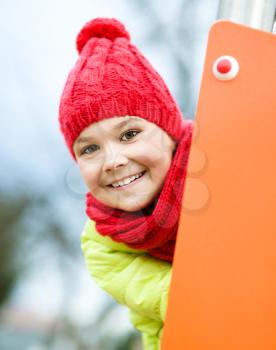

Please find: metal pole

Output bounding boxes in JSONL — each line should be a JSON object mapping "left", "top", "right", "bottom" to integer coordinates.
{"left": 217, "top": 0, "right": 276, "bottom": 32}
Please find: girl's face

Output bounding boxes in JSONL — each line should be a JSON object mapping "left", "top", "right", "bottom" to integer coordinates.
{"left": 73, "top": 116, "right": 176, "bottom": 212}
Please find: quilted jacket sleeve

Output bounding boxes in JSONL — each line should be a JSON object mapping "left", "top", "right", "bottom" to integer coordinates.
{"left": 81, "top": 219, "right": 172, "bottom": 323}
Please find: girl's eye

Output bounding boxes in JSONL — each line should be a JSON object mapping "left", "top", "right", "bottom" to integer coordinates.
{"left": 120, "top": 130, "right": 140, "bottom": 141}
{"left": 81, "top": 144, "right": 99, "bottom": 155}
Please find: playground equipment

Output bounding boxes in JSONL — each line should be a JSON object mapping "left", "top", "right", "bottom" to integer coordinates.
{"left": 161, "top": 2, "right": 276, "bottom": 349}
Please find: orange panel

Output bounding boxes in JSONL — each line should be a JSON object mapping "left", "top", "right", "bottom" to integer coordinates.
{"left": 162, "top": 21, "right": 276, "bottom": 350}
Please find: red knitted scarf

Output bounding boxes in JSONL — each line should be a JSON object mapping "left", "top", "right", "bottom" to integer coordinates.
{"left": 86, "top": 120, "right": 193, "bottom": 262}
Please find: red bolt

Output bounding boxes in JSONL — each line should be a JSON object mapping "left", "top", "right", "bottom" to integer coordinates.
{"left": 216, "top": 59, "right": 232, "bottom": 74}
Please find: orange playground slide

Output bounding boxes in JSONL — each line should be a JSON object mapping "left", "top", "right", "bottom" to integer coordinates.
{"left": 162, "top": 21, "right": 276, "bottom": 350}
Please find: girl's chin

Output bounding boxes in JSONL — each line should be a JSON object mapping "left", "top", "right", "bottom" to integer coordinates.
{"left": 93, "top": 187, "right": 158, "bottom": 212}
{"left": 114, "top": 196, "right": 157, "bottom": 212}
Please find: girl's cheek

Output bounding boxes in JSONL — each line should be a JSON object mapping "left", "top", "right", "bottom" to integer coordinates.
{"left": 80, "top": 164, "right": 100, "bottom": 190}
{"left": 137, "top": 143, "right": 171, "bottom": 166}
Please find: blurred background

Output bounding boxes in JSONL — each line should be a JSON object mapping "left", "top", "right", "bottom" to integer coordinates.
{"left": 0, "top": 0, "right": 219, "bottom": 349}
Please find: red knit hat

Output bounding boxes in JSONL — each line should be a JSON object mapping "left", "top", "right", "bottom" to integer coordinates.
{"left": 59, "top": 18, "right": 185, "bottom": 158}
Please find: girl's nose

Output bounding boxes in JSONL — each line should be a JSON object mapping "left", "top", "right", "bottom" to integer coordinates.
{"left": 102, "top": 151, "right": 129, "bottom": 172}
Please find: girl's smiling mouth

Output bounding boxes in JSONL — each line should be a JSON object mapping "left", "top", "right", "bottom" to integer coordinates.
{"left": 107, "top": 171, "right": 147, "bottom": 190}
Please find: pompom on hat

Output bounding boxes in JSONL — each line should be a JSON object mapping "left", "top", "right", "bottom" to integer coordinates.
{"left": 76, "top": 17, "right": 130, "bottom": 53}
{"left": 59, "top": 17, "right": 185, "bottom": 158}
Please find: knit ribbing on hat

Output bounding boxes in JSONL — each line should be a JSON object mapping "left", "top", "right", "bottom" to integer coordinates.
{"left": 59, "top": 17, "right": 184, "bottom": 158}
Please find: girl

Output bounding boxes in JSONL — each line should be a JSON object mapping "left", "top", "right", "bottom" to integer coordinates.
{"left": 59, "top": 17, "right": 193, "bottom": 349}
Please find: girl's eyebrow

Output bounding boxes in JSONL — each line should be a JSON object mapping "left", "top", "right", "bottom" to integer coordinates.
{"left": 113, "top": 116, "right": 143, "bottom": 131}
{"left": 76, "top": 136, "right": 94, "bottom": 144}
{"left": 76, "top": 117, "right": 143, "bottom": 145}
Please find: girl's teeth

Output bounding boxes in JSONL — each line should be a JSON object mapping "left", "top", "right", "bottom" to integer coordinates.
{"left": 111, "top": 172, "right": 143, "bottom": 188}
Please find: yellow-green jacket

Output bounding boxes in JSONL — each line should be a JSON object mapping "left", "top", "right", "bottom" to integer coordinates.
{"left": 81, "top": 219, "right": 172, "bottom": 350}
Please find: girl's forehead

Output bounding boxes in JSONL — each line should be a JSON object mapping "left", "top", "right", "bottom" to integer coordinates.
{"left": 80, "top": 115, "right": 148, "bottom": 136}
